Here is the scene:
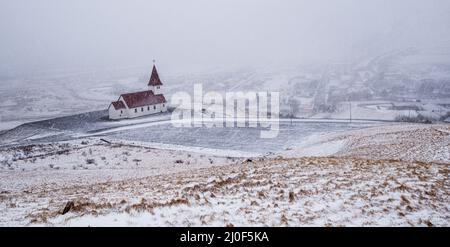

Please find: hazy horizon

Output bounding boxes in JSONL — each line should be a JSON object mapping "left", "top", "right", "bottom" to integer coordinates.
{"left": 1, "top": 0, "right": 450, "bottom": 77}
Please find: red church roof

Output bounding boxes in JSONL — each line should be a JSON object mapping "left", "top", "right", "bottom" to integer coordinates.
{"left": 120, "top": 90, "right": 166, "bottom": 108}
{"left": 111, "top": 100, "right": 126, "bottom": 110}
{"left": 148, "top": 65, "right": 163, "bottom": 86}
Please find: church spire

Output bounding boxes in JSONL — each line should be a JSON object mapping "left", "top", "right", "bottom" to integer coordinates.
{"left": 148, "top": 63, "right": 163, "bottom": 86}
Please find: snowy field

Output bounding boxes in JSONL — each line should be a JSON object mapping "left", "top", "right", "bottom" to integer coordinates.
{"left": 0, "top": 123, "right": 448, "bottom": 226}
{"left": 282, "top": 124, "right": 450, "bottom": 163}
{"left": 46, "top": 156, "right": 447, "bottom": 227}
{"left": 0, "top": 108, "right": 382, "bottom": 154}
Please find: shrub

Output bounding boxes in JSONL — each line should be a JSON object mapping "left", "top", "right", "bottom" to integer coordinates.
{"left": 395, "top": 113, "right": 435, "bottom": 124}
{"left": 86, "top": 159, "right": 96, "bottom": 164}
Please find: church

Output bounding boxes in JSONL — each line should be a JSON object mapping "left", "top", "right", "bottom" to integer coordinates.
{"left": 108, "top": 64, "right": 168, "bottom": 120}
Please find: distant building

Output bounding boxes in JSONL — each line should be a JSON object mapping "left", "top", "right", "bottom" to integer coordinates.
{"left": 108, "top": 65, "right": 167, "bottom": 120}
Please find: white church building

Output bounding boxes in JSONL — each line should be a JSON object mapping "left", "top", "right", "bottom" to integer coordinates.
{"left": 108, "top": 65, "right": 167, "bottom": 120}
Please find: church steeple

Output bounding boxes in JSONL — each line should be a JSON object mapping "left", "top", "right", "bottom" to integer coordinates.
{"left": 148, "top": 62, "right": 163, "bottom": 94}
{"left": 148, "top": 64, "right": 163, "bottom": 87}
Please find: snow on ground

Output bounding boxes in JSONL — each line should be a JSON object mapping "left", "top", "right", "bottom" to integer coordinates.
{"left": 0, "top": 68, "right": 145, "bottom": 131}
{"left": 29, "top": 157, "right": 450, "bottom": 226}
{"left": 0, "top": 138, "right": 242, "bottom": 226}
{"left": 0, "top": 120, "right": 23, "bottom": 132}
{"left": 281, "top": 134, "right": 347, "bottom": 157}
{"left": 312, "top": 100, "right": 450, "bottom": 121}
{"left": 282, "top": 124, "right": 450, "bottom": 164}
{"left": 0, "top": 123, "right": 448, "bottom": 226}
{"left": 335, "top": 124, "right": 450, "bottom": 163}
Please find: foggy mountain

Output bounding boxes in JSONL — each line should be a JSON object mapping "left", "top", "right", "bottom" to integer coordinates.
{"left": 1, "top": 0, "right": 450, "bottom": 76}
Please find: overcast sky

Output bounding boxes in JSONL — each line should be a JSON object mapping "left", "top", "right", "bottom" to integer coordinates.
{"left": 1, "top": 0, "right": 450, "bottom": 76}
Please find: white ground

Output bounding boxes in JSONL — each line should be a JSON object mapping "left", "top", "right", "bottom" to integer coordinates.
{"left": 0, "top": 124, "right": 448, "bottom": 226}
{"left": 282, "top": 124, "right": 450, "bottom": 163}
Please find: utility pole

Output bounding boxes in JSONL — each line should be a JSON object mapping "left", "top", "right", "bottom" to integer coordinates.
{"left": 349, "top": 101, "right": 352, "bottom": 123}
{"left": 289, "top": 104, "right": 293, "bottom": 125}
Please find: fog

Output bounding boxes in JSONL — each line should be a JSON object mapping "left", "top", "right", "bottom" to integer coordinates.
{"left": 1, "top": 0, "right": 450, "bottom": 76}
